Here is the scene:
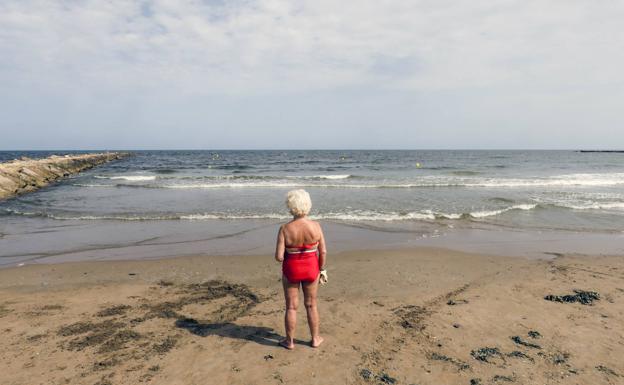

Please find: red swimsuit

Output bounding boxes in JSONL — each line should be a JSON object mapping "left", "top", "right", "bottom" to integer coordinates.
{"left": 282, "top": 242, "right": 320, "bottom": 283}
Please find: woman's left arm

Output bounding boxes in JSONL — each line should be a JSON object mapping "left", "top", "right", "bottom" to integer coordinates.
{"left": 275, "top": 225, "right": 285, "bottom": 262}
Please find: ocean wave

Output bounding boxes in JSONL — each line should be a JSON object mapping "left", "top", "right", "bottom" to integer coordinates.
{"left": 181, "top": 213, "right": 289, "bottom": 220}
{"left": 2, "top": 205, "right": 541, "bottom": 222}
{"left": 95, "top": 175, "right": 157, "bottom": 181}
{"left": 467, "top": 204, "right": 538, "bottom": 218}
{"left": 73, "top": 183, "right": 117, "bottom": 188}
{"left": 79, "top": 172, "right": 624, "bottom": 189}
{"left": 550, "top": 202, "right": 624, "bottom": 211}
{"left": 309, "top": 174, "right": 352, "bottom": 180}
{"left": 1, "top": 209, "right": 179, "bottom": 221}
{"left": 465, "top": 174, "right": 624, "bottom": 188}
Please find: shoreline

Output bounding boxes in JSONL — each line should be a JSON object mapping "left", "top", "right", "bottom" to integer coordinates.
{"left": 2, "top": 219, "right": 623, "bottom": 268}
{"left": 1, "top": 246, "right": 623, "bottom": 384}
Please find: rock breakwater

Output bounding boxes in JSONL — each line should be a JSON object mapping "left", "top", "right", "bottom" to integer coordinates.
{"left": 0, "top": 152, "right": 129, "bottom": 200}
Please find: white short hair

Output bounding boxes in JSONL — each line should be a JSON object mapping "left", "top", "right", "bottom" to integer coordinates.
{"left": 286, "top": 189, "right": 312, "bottom": 217}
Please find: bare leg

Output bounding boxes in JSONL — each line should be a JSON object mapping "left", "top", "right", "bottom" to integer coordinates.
{"left": 302, "top": 276, "right": 323, "bottom": 348}
{"left": 281, "top": 275, "right": 299, "bottom": 349}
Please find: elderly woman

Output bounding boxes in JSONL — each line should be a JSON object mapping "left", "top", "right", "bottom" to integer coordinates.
{"left": 275, "top": 189, "right": 326, "bottom": 349}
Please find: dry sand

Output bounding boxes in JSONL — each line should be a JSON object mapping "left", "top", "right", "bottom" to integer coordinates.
{"left": 1, "top": 248, "right": 623, "bottom": 385}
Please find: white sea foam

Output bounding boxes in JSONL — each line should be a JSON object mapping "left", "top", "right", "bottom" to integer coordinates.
{"left": 73, "top": 183, "right": 116, "bottom": 187}
{"left": 0, "top": 203, "right": 586, "bottom": 223}
{"left": 469, "top": 204, "right": 538, "bottom": 218}
{"left": 181, "top": 213, "right": 289, "bottom": 220}
{"left": 311, "top": 174, "right": 351, "bottom": 180}
{"left": 554, "top": 202, "right": 624, "bottom": 211}
{"left": 313, "top": 211, "right": 436, "bottom": 221}
{"left": 81, "top": 172, "right": 624, "bottom": 189}
{"left": 95, "top": 175, "right": 156, "bottom": 181}
{"left": 465, "top": 173, "right": 624, "bottom": 188}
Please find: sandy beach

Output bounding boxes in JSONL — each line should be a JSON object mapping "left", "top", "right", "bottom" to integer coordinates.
{"left": 1, "top": 247, "right": 623, "bottom": 385}
{"left": 3, "top": 0, "right": 624, "bottom": 383}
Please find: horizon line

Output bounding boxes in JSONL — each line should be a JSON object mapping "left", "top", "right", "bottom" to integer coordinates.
{"left": 1, "top": 148, "right": 623, "bottom": 152}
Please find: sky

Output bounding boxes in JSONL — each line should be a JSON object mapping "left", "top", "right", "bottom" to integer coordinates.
{"left": 1, "top": 0, "right": 623, "bottom": 150}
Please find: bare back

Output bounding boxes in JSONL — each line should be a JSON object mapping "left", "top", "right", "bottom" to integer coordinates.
{"left": 282, "top": 218, "right": 321, "bottom": 246}
{"left": 276, "top": 217, "right": 327, "bottom": 268}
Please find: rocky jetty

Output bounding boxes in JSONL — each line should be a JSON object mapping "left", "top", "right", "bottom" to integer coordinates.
{"left": 0, "top": 152, "right": 129, "bottom": 200}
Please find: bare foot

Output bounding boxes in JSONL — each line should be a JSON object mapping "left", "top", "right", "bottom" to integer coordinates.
{"left": 279, "top": 339, "right": 295, "bottom": 350}
{"left": 311, "top": 336, "right": 324, "bottom": 348}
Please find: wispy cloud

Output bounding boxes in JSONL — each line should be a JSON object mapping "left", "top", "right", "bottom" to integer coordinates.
{"left": 2, "top": 0, "right": 622, "bottom": 94}
{"left": 1, "top": 1, "right": 623, "bottom": 149}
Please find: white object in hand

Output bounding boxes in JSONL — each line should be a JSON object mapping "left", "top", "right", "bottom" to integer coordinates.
{"left": 319, "top": 269, "right": 328, "bottom": 285}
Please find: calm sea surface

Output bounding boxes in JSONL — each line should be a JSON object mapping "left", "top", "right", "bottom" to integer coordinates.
{"left": 1, "top": 150, "right": 623, "bottom": 264}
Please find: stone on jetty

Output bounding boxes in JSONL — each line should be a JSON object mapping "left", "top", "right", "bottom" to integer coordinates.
{"left": 0, "top": 152, "right": 129, "bottom": 200}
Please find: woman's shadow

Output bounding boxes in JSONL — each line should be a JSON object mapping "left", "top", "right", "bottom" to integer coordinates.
{"left": 175, "top": 317, "right": 306, "bottom": 347}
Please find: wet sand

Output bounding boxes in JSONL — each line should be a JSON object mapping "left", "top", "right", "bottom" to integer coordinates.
{"left": 1, "top": 248, "right": 623, "bottom": 385}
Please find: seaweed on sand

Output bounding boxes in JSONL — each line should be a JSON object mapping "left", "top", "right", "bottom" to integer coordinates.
{"left": 544, "top": 290, "right": 600, "bottom": 305}
{"left": 596, "top": 365, "right": 620, "bottom": 377}
{"left": 427, "top": 352, "right": 471, "bottom": 370}
{"left": 57, "top": 320, "right": 125, "bottom": 337}
{"left": 152, "top": 336, "right": 178, "bottom": 354}
{"left": 506, "top": 351, "right": 534, "bottom": 362}
{"left": 143, "top": 280, "right": 260, "bottom": 322}
{"left": 358, "top": 369, "right": 397, "bottom": 384}
{"left": 96, "top": 304, "right": 131, "bottom": 317}
{"left": 97, "top": 329, "right": 143, "bottom": 353}
{"left": 510, "top": 336, "right": 541, "bottom": 349}
{"left": 471, "top": 347, "right": 503, "bottom": 363}
{"left": 492, "top": 374, "right": 515, "bottom": 382}
{"left": 394, "top": 305, "right": 427, "bottom": 330}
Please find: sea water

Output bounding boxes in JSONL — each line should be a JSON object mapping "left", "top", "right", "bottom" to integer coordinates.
{"left": 1, "top": 150, "right": 623, "bottom": 264}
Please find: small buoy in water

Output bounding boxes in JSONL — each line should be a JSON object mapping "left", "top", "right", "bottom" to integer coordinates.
{"left": 416, "top": 162, "right": 421, "bottom": 168}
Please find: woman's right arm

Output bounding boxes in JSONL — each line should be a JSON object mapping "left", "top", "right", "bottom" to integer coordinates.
{"left": 317, "top": 224, "right": 327, "bottom": 269}
{"left": 275, "top": 225, "right": 285, "bottom": 262}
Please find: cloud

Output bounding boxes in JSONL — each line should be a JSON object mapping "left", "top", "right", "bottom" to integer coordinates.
{"left": 2, "top": 0, "right": 623, "bottom": 95}
{"left": 1, "top": 0, "right": 623, "bottom": 149}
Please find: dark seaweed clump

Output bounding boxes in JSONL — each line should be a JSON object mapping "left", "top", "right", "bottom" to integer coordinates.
{"left": 97, "top": 304, "right": 131, "bottom": 317}
{"left": 143, "top": 280, "right": 260, "bottom": 323}
{"left": 152, "top": 336, "right": 178, "bottom": 354}
{"left": 544, "top": 290, "right": 600, "bottom": 305}
{"left": 97, "top": 329, "right": 142, "bottom": 353}
{"left": 492, "top": 374, "right": 515, "bottom": 382}
{"left": 377, "top": 372, "right": 397, "bottom": 384}
{"left": 427, "top": 352, "right": 470, "bottom": 370}
{"left": 57, "top": 320, "right": 125, "bottom": 338}
{"left": 471, "top": 347, "right": 503, "bottom": 363}
{"left": 510, "top": 336, "right": 541, "bottom": 349}
{"left": 551, "top": 352, "right": 570, "bottom": 365}
{"left": 360, "top": 369, "right": 373, "bottom": 380}
{"left": 596, "top": 365, "right": 620, "bottom": 377}
{"left": 506, "top": 351, "right": 534, "bottom": 362}
{"left": 358, "top": 369, "right": 396, "bottom": 384}
{"left": 394, "top": 305, "right": 427, "bottom": 330}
